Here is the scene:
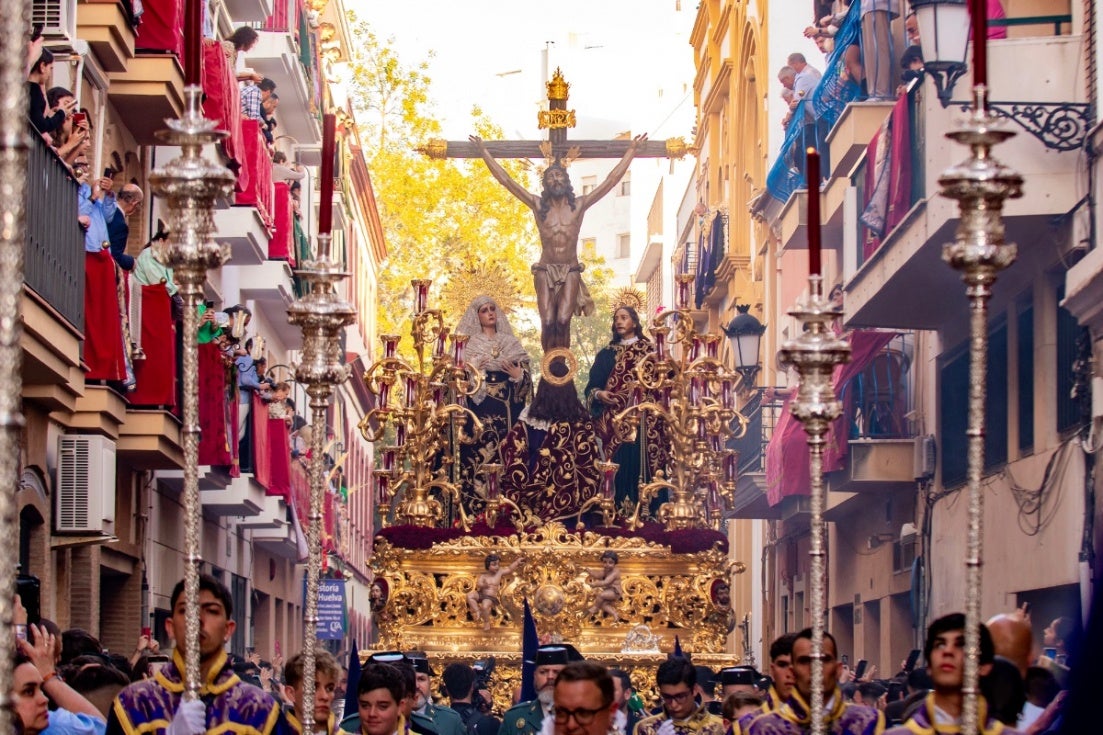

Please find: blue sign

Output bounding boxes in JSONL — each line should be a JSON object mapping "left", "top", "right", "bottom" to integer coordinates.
{"left": 314, "top": 578, "right": 346, "bottom": 640}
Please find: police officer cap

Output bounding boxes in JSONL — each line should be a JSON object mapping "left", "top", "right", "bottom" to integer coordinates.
{"left": 532, "top": 644, "right": 582, "bottom": 666}
{"left": 719, "top": 666, "right": 759, "bottom": 686}
{"left": 405, "top": 651, "right": 436, "bottom": 676}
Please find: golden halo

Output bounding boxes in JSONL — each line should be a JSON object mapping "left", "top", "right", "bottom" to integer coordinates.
{"left": 540, "top": 348, "right": 579, "bottom": 386}
{"left": 611, "top": 287, "right": 645, "bottom": 313}
{"left": 438, "top": 262, "right": 522, "bottom": 322}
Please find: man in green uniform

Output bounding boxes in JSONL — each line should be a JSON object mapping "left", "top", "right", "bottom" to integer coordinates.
{"left": 501, "top": 645, "right": 581, "bottom": 735}
{"left": 408, "top": 652, "right": 466, "bottom": 735}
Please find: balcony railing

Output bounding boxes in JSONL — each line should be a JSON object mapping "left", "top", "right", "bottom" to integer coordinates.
{"left": 25, "top": 125, "right": 83, "bottom": 328}
{"left": 730, "top": 389, "right": 785, "bottom": 476}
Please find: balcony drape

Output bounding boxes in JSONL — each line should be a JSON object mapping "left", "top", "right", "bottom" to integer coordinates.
{"left": 134, "top": 0, "right": 184, "bottom": 58}
{"left": 202, "top": 39, "right": 247, "bottom": 188}
{"left": 83, "top": 251, "right": 126, "bottom": 380}
{"left": 250, "top": 393, "right": 292, "bottom": 498}
{"left": 269, "top": 182, "right": 293, "bottom": 261}
{"left": 235, "top": 119, "right": 274, "bottom": 226}
{"left": 765, "top": 330, "right": 896, "bottom": 506}
{"left": 860, "top": 94, "right": 913, "bottom": 259}
{"left": 198, "top": 342, "right": 240, "bottom": 473}
{"left": 127, "top": 284, "right": 177, "bottom": 408}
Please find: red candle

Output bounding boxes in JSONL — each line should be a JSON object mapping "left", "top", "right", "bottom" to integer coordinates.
{"left": 318, "top": 113, "right": 336, "bottom": 234}
{"left": 184, "top": 0, "right": 202, "bottom": 86}
{"left": 971, "top": 0, "right": 987, "bottom": 88}
{"left": 806, "top": 147, "right": 821, "bottom": 276}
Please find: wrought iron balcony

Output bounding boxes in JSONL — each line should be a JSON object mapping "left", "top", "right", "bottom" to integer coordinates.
{"left": 24, "top": 125, "right": 84, "bottom": 329}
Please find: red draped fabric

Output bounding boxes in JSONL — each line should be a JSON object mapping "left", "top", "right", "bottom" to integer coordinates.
{"left": 198, "top": 343, "right": 234, "bottom": 467}
{"left": 128, "top": 284, "right": 176, "bottom": 408}
{"left": 265, "top": 0, "right": 292, "bottom": 31}
{"left": 861, "top": 95, "right": 912, "bottom": 260}
{"left": 135, "top": 0, "right": 184, "bottom": 57}
{"left": 249, "top": 393, "right": 293, "bottom": 498}
{"left": 202, "top": 39, "right": 246, "bottom": 187}
{"left": 235, "top": 120, "right": 274, "bottom": 226}
{"left": 285, "top": 461, "right": 335, "bottom": 538}
{"left": 269, "top": 182, "right": 293, "bottom": 261}
{"left": 84, "top": 251, "right": 126, "bottom": 380}
{"left": 765, "top": 330, "right": 897, "bottom": 506}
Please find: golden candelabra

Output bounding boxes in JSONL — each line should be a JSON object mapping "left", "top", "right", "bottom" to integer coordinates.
{"left": 613, "top": 274, "right": 748, "bottom": 531}
{"left": 359, "top": 280, "right": 485, "bottom": 529}
{"left": 778, "top": 275, "right": 851, "bottom": 735}
{"left": 287, "top": 231, "right": 356, "bottom": 730}
{"left": 148, "top": 84, "right": 235, "bottom": 697}
{"left": 939, "top": 86, "right": 1022, "bottom": 734}
{"left": 576, "top": 460, "right": 620, "bottom": 527}
{"left": 0, "top": 4, "right": 29, "bottom": 724}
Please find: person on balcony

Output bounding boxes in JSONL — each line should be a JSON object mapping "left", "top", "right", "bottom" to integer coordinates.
{"left": 27, "top": 49, "right": 74, "bottom": 136}
{"left": 78, "top": 173, "right": 116, "bottom": 254}
{"left": 242, "top": 78, "right": 276, "bottom": 122}
{"left": 224, "top": 26, "right": 263, "bottom": 83}
{"left": 107, "top": 183, "right": 143, "bottom": 271}
{"left": 860, "top": 0, "right": 902, "bottom": 101}
{"left": 45, "top": 88, "right": 88, "bottom": 167}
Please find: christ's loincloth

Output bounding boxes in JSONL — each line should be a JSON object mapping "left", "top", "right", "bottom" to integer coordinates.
{"left": 532, "top": 262, "right": 596, "bottom": 317}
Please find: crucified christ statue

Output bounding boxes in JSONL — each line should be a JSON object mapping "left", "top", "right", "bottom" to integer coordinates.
{"left": 469, "top": 133, "right": 647, "bottom": 350}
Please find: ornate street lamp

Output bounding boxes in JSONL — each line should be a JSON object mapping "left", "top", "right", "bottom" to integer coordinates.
{"left": 722, "top": 304, "right": 765, "bottom": 383}
{"left": 911, "top": 0, "right": 970, "bottom": 107}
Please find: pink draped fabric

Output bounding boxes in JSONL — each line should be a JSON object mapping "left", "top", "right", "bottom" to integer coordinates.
{"left": 765, "top": 330, "right": 897, "bottom": 506}
{"left": 861, "top": 95, "right": 912, "bottom": 260}
{"left": 83, "top": 251, "right": 126, "bottom": 380}
{"left": 202, "top": 40, "right": 246, "bottom": 187}
{"left": 128, "top": 284, "right": 177, "bottom": 408}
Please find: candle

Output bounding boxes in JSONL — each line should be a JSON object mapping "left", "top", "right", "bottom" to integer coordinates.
{"left": 705, "top": 334, "right": 720, "bottom": 360}
{"left": 184, "top": 0, "right": 202, "bottom": 86}
{"left": 434, "top": 327, "right": 449, "bottom": 359}
{"left": 720, "top": 378, "right": 733, "bottom": 410}
{"left": 404, "top": 374, "right": 417, "bottom": 408}
{"left": 654, "top": 327, "right": 668, "bottom": 361}
{"left": 382, "top": 447, "right": 396, "bottom": 472}
{"left": 806, "top": 147, "right": 821, "bottom": 276}
{"left": 381, "top": 335, "right": 399, "bottom": 359}
{"left": 430, "top": 382, "right": 445, "bottom": 405}
{"left": 395, "top": 423, "right": 407, "bottom": 447}
{"left": 374, "top": 471, "right": 390, "bottom": 505}
{"left": 724, "top": 451, "right": 738, "bottom": 484}
{"left": 485, "top": 467, "right": 501, "bottom": 500}
{"left": 377, "top": 378, "right": 393, "bottom": 408}
{"left": 452, "top": 334, "right": 469, "bottom": 368}
{"left": 599, "top": 462, "right": 619, "bottom": 500}
{"left": 971, "top": 0, "right": 987, "bottom": 88}
{"left": 318, "top": 113, "right": 336, "bottom": 234}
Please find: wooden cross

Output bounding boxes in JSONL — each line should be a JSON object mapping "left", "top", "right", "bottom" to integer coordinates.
{"left": 417, "top": 68, "right": 687, "bottom": 163}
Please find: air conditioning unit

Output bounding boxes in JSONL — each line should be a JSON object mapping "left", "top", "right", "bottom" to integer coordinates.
{"left": 913, "top": 434, "right": 936, "bottom": 480}
{"left": 55, "top": 435, "right": 116, "bottom": 535}
{"left": 31, "top": 0, "right": 76, "bottom": 43}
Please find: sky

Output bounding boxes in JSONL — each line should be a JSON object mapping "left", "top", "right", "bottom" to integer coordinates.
{"left": 353, "top": 0, "right": 699, "bottom": 142}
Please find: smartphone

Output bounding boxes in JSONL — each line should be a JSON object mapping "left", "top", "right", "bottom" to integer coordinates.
{"left": 16, "top": 574, "right": 40, "bottom": 628}
{"left": 141, "top": 626, "right": 151, "bottom": 638}
{"left": 1042, "top": 647, "right": 1058, "bottom": 660}
{"left": 71, "top": 112, "right": 87, "bottom": 127}
{"left": 904, "top": 648, "right": 921, "bottom": 673}
{"left": 104, "top": 167, "right": 116, "bottom": 179}
{"left": 854, "top": 659, "right": 868, "bottom": 680}
{"left": 31, "top": 23, "right": 43, "bottom": 41}
{"left": 840, "top": 654, "right": 849, "bottom": 666}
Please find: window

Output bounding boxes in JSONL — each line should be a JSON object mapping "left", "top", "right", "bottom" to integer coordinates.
{"left": 940, "top": 322, "right": 1008, "bottom": 487}
{"left": 618, "top": 175, "right": 631, "bottom": 196}
{"left": 1017, "top": 301, "right": 1034, "bottom": 453}
{"left": 616, "top": 234, "right": 631, "bottom": 259}
{"left": 582, "top": 176, "right": 596, "bottom": 195}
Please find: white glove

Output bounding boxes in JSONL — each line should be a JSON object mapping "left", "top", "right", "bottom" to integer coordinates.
{"left": 657, "top": 719, "right": 678, "bottom": 735}
{"left": 167, "top": 699, "right": 207, "bottom": 735}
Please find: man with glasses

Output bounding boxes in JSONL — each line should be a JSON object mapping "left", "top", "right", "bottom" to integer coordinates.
{"left": 550, "top": 662, "right": 616, "bottom": 735}
{"left": 636, "top": 657, "right": 725, "bottom": 735}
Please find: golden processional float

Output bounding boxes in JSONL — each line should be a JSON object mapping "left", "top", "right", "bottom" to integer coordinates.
{"left": 357, "top": 276, "right": 751, "bottom": 704}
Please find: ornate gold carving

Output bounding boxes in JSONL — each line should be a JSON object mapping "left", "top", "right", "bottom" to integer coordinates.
{"left": 370, "top": 522, "right": 744, "bottom": 655}
{"left": 415, "top": 138, "right": 448, "bottom": 159}
{"left": 537, "top": 108, "right": 577, "bottom": 130}
{"left": 546, "top": 67, "right": 570, "bottom": 101}
{"left": 665, "top": 137, "right": 689, "bottom": 159}
{"left": 540, "top": 348, "right": 579, "bottom": 386}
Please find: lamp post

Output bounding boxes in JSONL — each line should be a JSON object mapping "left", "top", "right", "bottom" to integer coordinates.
{"left": 911, "top": 0, "right": 971, "bottom": 107}
{"left": 723, "top": 304, "right": 765, "bottom": 384}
